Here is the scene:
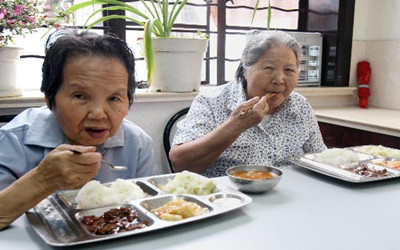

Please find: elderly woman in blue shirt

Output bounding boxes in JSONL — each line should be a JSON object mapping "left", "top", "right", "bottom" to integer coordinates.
{"left": 170, "top": 31, "right": 326, "bottom": 177}
{"left": 0, "top": 30, "right": 161, "bottom": 230}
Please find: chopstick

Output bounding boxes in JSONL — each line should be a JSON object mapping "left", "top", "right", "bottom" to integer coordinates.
{"left": 238, "top": 92, "right": 275, "bottom": 116}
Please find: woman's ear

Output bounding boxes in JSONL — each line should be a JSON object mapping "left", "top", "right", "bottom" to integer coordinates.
{"left": 45, "top": 97, "right": 52, "bottom": 110}
{"left": 243, "top": 68, "right": 249, "bottom": 81}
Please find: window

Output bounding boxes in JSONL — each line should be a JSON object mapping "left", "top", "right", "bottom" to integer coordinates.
{"left": 206, "top": 0, "right": 354, "bottom": 86}
{"left": 17, "top": 0, "right": 354, "bottom": 90}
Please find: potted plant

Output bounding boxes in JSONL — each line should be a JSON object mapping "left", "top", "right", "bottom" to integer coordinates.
{"left": 0, "top": 0, "right": 66, "bottom": 97}
{"left": 65, "top": 0, "right": 208, "bottom": 92}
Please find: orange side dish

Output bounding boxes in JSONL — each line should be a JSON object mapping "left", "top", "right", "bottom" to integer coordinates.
{"left": 232, "top": 170, "right": 277, "bottom": 180}
{"left": 375, "top": 161, "right": 400, "bottom": 169}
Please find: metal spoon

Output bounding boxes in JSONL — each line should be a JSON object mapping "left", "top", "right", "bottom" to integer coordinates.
{"left": 69, "top": 149, "right": 127, "bottom": 171}
{"left": 99, "top": 158, "right": 127, "bottom": 171}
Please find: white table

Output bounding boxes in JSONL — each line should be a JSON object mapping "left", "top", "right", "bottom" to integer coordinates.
{"left": 2, "top": 165, "right": 400, "bottom": 250}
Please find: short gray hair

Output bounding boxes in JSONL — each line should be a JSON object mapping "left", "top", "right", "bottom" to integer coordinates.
{"left": 235, "top": 30, "right": 302, "bottom": 88}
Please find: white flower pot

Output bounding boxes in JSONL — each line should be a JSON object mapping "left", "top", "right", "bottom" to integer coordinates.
{"left": 0, "top": 47, "right": 23, "bottom": 97}
{"left": 149, "top": 38, "right": 208, "bottom": 92}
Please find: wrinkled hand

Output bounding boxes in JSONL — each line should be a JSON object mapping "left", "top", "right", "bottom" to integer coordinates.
{"left": 35, "top": 144, "right": 101, "bottom": 192}
{"left": 230, "top": 96, "right": 270, "bottom": 131}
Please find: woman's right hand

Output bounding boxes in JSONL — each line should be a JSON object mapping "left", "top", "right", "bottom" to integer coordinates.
{"left": 0, "top": 144, "right": 102, "bottom": 231}
{"left": 230, "top": 95, "right": 270, "bottom": 132}
{"left": 35, "top": 144, "right": 101, "bottom": 192}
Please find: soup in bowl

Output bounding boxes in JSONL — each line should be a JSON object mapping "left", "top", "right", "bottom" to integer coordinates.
{"left": 226, "top": 165, "right": 282, "bottom": 193}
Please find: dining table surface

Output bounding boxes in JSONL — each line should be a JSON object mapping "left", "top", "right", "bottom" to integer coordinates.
{"left": 2, "top": 164, "right": 400, "bottom": 250}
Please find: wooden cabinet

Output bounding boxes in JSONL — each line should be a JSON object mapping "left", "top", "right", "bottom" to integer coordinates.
{"left": 318, "top": 122, "right": 400, "bottom": 149}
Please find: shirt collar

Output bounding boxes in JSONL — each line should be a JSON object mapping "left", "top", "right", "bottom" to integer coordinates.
{"left": 24, "top": 107, "right": 66, "bottom": 148}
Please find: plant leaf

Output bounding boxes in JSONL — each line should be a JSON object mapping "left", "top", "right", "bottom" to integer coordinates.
{"left": 142, "top": 0, "right": 159, "bottom": 20}
{"left": 159, "top": 0, "right": 168, "bottom": 37}
{"left": 168, "top": 0, "right": 188, "bottom": 37}
{"left": 84, "top": 15, "right": 144, "bottom": 30}
{"left": 65, "top": 0, "right": 149, "bottom": 22}
{"left": 64, "top": 0, "right": 100, "bottom": 14}
{"left": 144, "top": 19, "right": 154, "bottom": 85}
{"left": 251, "top": 0, "right": 271, "bottom": 30}
{"left": 251, "top": 0, "right": 260, "bottom": 27}
{"left": 267, "top": 0, "right": 271, "bottom": 30}
{"left": 83, "top": 6, "right": 146, "bottom": 29}
{"left": 152, "top": 19, "right": 164, "bottom": 37}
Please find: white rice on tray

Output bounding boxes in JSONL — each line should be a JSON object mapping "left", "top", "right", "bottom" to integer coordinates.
{"left": 75, "top": 178, "right": 145, "bottom": 209}
{"left": 314, "top": 148, "right": 360, "bottom": 167}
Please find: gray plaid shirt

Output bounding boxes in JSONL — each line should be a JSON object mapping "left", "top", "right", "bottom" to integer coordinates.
{"left": 172, "top": 80, "right": 326, "bottom": 177}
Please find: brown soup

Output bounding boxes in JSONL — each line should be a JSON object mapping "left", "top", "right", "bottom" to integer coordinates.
{"left": 232, "top": 170, "right": 277, "bottom": 180}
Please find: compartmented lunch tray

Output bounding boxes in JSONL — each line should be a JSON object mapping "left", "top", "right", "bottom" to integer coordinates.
{"left": 26, "top": 173, "right": 252, "bottom": 246}
{"left": 289, "top": 146, "right": 400, "bottom": 183}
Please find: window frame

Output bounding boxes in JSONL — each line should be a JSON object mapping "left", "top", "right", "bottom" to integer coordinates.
{"left": 21, "top": 0, "right": 355, "bottom": 87}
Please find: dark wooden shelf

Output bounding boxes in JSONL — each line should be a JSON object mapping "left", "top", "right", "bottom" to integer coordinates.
{"left": 319, "top": 121, "right": 400, "bottom": 148}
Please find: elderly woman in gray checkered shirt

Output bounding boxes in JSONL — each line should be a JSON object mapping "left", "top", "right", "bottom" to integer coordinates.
{"left": 170, "top": 30, "right": 326, "bottom": 177}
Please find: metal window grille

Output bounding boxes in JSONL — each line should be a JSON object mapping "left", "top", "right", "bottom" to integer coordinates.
{"left": 21, "top": 0, "right": 354, "bottom": 87}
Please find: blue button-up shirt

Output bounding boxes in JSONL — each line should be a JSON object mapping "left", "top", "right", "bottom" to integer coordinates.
{"left": 0, "top": 106, "right": 161, "bottom": 190}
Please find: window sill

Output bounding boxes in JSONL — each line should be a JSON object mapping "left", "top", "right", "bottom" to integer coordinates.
{"left": 0, "top": 86, "right": 356, "bottom": 116}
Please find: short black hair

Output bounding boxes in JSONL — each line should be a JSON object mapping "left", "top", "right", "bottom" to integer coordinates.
{"left": 41, "top": 29, "right": 136, "bottom": 109}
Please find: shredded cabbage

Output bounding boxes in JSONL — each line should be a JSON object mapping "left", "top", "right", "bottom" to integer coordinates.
{"left": 160, "top": 171, "right": 216, "bottom": 195}
{"left": 357, "top": 145, "right": 400, "bottom": 158}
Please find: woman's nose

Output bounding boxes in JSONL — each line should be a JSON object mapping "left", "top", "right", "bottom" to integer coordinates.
{"left": 87, "top": 103, "right": 107, "bottom": 120}
{"left": 273, "top": 71, "right": 284, "bottom": 85}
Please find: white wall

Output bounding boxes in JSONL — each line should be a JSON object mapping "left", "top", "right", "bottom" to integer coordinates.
{"left": 353, "top": 0, "right": 400, "bottom": 41}
{"left": 351, "top": 0, "right": 400, "bottom": 110}
{"left": 127, "top": 99, "right": 193, "bottom": 174}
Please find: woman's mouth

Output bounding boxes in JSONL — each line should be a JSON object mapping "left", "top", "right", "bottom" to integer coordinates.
{"left": 85, "top": 128, "right": 107, "bottom": 138}
{"left": 267, "top": 91, "right": 279, "bottom": 98}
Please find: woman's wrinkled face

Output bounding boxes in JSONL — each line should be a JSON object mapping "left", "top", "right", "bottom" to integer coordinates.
{"left": 48, "top": 55, "right": 130, "bottom": 146}
{"left": 245, "top": 45, "right": 298, "bottom": 114}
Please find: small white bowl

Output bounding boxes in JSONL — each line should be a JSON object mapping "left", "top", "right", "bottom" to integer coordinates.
{"left": 226, "top": 165, "right": 282, "bottom": 193}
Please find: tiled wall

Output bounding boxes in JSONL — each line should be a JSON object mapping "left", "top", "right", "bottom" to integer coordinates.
{"left": 350, "top": 40, "right": 400, "bottom": 111}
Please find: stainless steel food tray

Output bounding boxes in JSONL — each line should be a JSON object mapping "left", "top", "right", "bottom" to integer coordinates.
{"left": 26, "top": 173, "right": 252, "bottom": 247}
{"left": 289, "top": 148, "right": 400, "bottom": 183}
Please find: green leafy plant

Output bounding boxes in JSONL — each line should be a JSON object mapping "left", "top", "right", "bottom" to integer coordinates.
{"left": 64, "top": 0, "right": 188, "bottom": 85}
{"left": 251, "top": 0, "right": 271, "bottom": 30}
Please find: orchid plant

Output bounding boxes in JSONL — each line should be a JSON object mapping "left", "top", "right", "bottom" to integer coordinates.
{"left": 0, "top": 0, "right": 68, "bottom": 47}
